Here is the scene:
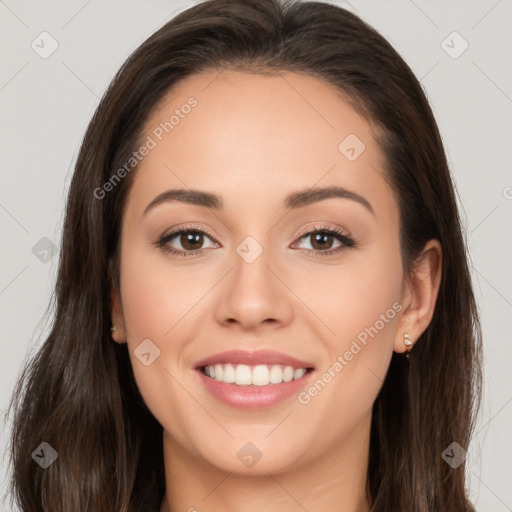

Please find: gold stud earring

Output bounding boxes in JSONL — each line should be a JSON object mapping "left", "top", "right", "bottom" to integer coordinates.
{"left": 403, "top": 333, "right": 414, "bottom": 358}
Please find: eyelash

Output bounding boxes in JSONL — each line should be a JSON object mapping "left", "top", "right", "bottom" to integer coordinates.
{"left": 155, "top": 224, "right": 356, "bottom": 258}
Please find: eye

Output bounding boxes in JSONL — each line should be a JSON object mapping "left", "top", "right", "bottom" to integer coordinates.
{"left": 156, "top": 226, "right": 219, "bottom": 257}
{"left": 155, "top": 224, "right": 355, "bottom": 258}
{"left": 292, "top": 225, "right": 355, "bottom": 256}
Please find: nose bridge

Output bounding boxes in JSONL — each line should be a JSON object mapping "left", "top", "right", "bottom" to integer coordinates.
{"left": 230, "top": 234, "right": 277, "bottom": 304}
{"left": 214, "top": 232, "right": 293, "bottom": 329}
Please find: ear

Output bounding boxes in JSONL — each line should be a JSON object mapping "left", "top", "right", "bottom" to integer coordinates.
{"left": 394, "top": 239, "right": 442, "bottom": 353}
{"left": 110, "top": 287, "right": 127, "bottom": 344}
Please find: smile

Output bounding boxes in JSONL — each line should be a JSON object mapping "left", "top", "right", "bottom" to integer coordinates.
{"left": 200, "top": 363, "right": 312, "bottom": 386}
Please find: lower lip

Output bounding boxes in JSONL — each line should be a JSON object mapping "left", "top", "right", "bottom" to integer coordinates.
{"left": 196, "top": 369, "right": 314, "bottom": 409}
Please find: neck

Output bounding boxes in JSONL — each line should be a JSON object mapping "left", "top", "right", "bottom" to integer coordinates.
{"left": 160, "top": 413, "right": 372, "bottom": 512}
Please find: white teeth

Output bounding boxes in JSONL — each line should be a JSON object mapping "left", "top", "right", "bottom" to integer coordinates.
{"left": 214, "top": 364, "right": 224, "bottom": 382}
{"left": 202, "top": 363, "right": 309, "bottom": 386}
{"left": 235, "top": 364, "right": 252, "bottom": 386}
{"left": 223, "top": 363, "right": 235, "bottom": 383}
{"left": 251, "top": 365, "right": 270, "bottom": 386}
{"left": 269, "top": 365, "right": 283, "bottom": 384}
{"left": 294, "top": 368, "right": 306, "bottom": 379}
{"left": 283, "top": 366, "right": 294, "bottom": 382}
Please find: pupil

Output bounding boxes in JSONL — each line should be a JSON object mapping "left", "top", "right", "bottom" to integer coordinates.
{"left": 312, "top": 233, "right": 332, "bottom": 250}
{"left": 182, "top": 232, "right": 202, "bottom": 250}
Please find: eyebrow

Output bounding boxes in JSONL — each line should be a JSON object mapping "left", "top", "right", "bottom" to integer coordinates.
{"left": 143, "top": 185, "right": 374, "bottom": 216}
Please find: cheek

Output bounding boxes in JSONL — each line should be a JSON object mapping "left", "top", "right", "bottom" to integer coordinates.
{"left": 119, "top": 242, "right": 209, "bottom": 341}
{"left": 293, "top": 241, "right": 403, "bottom": 347}
{"left": 293, "top": 241, "right": 403, "bottom": 416}
{"left": 117, "top": 241, "right": 224, "bottom": 437}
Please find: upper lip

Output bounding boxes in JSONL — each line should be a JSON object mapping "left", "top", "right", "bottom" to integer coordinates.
{"left": 194, "top": 350, "right": 315, "bottom": 370}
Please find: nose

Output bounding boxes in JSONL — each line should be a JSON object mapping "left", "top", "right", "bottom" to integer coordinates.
{"left": 214, "top": 242, "right": 294, "bottom": 332}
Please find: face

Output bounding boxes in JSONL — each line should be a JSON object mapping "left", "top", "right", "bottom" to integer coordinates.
{"left": 112, "top": 70, "right": 408, "bottom": 475}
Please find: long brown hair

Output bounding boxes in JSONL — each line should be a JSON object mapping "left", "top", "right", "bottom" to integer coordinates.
{"left": 5, "top": 0, "right": 482, "bottom": 510}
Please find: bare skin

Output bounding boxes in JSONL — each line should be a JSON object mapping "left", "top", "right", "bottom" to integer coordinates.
{"left": 110, "top": 70, "right": 442, "bottom": 512}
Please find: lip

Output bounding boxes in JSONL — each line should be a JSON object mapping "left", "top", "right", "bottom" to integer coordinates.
{"left": 196, "top": 367, "right": 315, "bottom": 409}
{"left": 193, "top": 349, "right": 315, "bottom": 410}
{"left": 194, "top": 349, "right": 315, "bottom": 370}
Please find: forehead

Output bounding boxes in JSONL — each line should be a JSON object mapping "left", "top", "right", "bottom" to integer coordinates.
{"left": 124, "top": 69, "right": 396, "bottom": 224}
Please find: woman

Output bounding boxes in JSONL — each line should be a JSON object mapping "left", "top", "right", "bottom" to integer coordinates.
{"left": 6, "top": 0, "right": 482, "bottom": 510}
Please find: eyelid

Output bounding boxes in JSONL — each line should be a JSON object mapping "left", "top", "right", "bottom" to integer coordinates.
{"left": 160, "top": 224, "right": 219, "bottom": 242}
{"left": 295, "top": 223, "right": 349, "bottom": 239}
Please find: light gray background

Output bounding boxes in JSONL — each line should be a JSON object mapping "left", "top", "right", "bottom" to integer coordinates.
{"left": 1, "top": 0, "right": 511, "bottom": 510}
